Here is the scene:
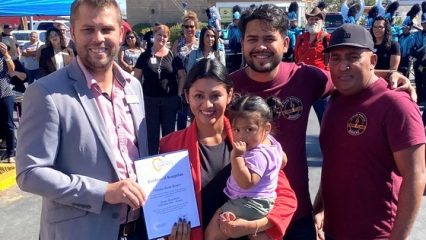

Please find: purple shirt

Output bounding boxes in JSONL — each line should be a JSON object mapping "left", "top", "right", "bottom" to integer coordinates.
{"left": 224, "top": 134, "right": 284, "bottom": 199}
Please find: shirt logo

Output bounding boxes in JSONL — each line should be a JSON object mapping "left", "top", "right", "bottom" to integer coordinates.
{"left": 281, "top": 97, "right": 303, "bottom": 120}
{"left": 347, "top": 112, "right": 367, "bottom": 136}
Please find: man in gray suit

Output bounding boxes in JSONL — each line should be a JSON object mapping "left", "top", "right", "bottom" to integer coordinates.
{"left": 16, "top": 1, "right": 148, "bottom": 239}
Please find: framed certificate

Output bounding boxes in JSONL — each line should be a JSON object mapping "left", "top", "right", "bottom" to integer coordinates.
{"left": 135, "top": 150, "right": 200, "bottom": 239}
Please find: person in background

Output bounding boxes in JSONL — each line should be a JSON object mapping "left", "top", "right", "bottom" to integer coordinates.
{"left": 9, "top": 59, "right": 27, "bottom": 94}
{"left": 231, "top": 4, "right": 415, "bottom": 240}
{"left": 344, "top": 4, "right": 359, "bottom": 24}
{"left": 38, "top": 27, "right": 75, "bottom": 77}
{"left": 160, "top": 58, "right": 297, "bottom": 240}
{"left": 366, "top": 6, "right": 379, "bottom": 28}
{"left": 284, "top": 1, "right": 303, "bottom": 62}
{"left": 206, "top": 5, "right": 222, "bottom": 34}
{"left": 1, "top": 24, "right": 20, "bottom": 60}
{"left": 173, "top": 10, "right": 200, "bottom": 131}
{"left": 55, "top": 22, "right": 76, "bottom": 53}
{"left": 398, "top": 24, "right": 414, "bottom": 78}
{"left": 341, "top": 0, "right": 365, "bottom": 25}
{"left": 141, "top": 22, "right": 159, "bottom": 51}
{"left": 21, "top": 31, "right": 43, "bottom": 84}
{"left": 294, "top": 7, "right": 330, "bottom": 124}
{"left": 172, "top": 10, "right": 199, "bottom": 61}
{"left": 313, "top": 24, "right": 425, "bottom": 240}
{"left": 370, "top": 16, "right": 400, "bottom": 71}
{"left": 0, "top": 39, "right": 16, "bottom": 163}
{"left": 227, "top": 8, "right": 242, "bottom": 72}
{"left": 402, "top": 4, "right": 421, "bottom": 31}
{"left": 16, "top": 0, "right": 148, "bottom": 239}
{"left": 384, "top": 1, "right": 399, "bottom": 25}
{"left": 185, "top": 26, "right": 225, "bottom": 72}
{"left": 412, "top": 14, "right": 426, "bottom": 106}
{"left": 117, "top": 30, "right": 144, "bottom": 74}
{"left": 134, "top": 24, "right": 186, "bottom": 155}
{"left": 8, "top": 59, "right": 27, "bottom": 120}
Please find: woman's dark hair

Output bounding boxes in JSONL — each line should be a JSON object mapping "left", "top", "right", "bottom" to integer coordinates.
{"left": 199, "top": 26, "right": 219, "bottom": 52}
{"left": 348, "top": 4, "right": 360, "bottom": 18}
{"left": 45, "top": 27, "right": 67, "bottom": 48}
{"left": 239, "top": 4, "right": 289, "bottom": 38}
{"left": 123, "top": 30, "right": 142, "bottom": 48}
{"left": 368, "top": 6, "right": 379, "bottom": 19}
{"left": 229, "top": 94, "right": 283, "bottom": 125}
{"left": 185, "top": 58, "right": 232, "bottom": 93}
{"left": 370, "top": 16, "right": 392, "bottom": 50}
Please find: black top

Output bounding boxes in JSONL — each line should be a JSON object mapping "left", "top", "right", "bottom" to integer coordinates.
{"left": 10, "top": 59, "right": 27, "bottom": 93}
{"left": 374, "top": 41, "right": 401, "bottom": 70}
{"left": 199, "top": 141, "right": 249, "bottom": 239}
{"left": 199, "top": 141, "right": 231, "bottom": 228}
{"left": 135, "top": 49, "right": 184, "bottom": 97}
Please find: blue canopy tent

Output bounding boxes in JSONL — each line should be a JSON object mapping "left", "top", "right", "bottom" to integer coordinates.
{"left": 0, "top": 0, "right": 73, "bottom": 16}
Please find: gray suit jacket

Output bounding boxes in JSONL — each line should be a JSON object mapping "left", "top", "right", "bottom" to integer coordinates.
{"left": 16, "top": 60, "right": 148, "bottom": 240}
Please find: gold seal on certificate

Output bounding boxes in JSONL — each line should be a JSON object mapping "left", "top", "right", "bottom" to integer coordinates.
{"left": 135, "top": 150, "right": 200, "bottom": 239}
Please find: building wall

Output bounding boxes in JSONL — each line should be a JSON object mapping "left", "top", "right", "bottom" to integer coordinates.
{"left": 126, "top": 0, "right": 314, "bottom": 26}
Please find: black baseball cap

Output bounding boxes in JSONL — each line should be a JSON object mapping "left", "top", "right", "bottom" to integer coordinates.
{"left": 323, "top": 24, "right": 375, "bottom": 53}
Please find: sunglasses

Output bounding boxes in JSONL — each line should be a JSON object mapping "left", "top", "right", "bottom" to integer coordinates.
{"left": 183, "top": 25, "right": 195, "bottom": 29}
{"left": 126, "top": 36, "right": 135, "bottom": 39}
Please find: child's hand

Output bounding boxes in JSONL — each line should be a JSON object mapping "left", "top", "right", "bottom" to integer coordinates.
{"left": 232, "top": 141, "right": 247, "bottom": 157}
{"left": 219, "top": 211, "right": 237, "bottom": 222}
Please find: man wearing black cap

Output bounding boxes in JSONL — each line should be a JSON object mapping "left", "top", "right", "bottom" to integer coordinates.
{"left": 1, "top": 24, "right": 19, "bottom": 60}
{"left": 313, "top": 24, "right": 426, "bottom": 240}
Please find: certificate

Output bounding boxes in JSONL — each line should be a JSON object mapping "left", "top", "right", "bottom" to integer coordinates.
{"left": 135, "top": 150, "right": 200, "bottom": 239}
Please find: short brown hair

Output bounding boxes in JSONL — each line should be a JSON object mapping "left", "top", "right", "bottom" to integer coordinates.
{"left": 70, "top": 0, "right": 122, "bottom": 26}
{"left": 153, "top": 24, "right": 170, "bottom": 38}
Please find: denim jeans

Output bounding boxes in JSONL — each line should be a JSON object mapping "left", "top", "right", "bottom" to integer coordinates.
{"left": 144, "top": 95, "right": 180, "bottom": 155}
{"left": 0, "top": 95, "right": 16, "bottom": 157}
{"left": 176, "top": 103, "right": 189, "bottom": 130}
{"left": 313, "top": 97, "right": 329, "bottom": 125}
{"left": 414, "top": 61, "right": 426, "bottom": 104}
{"left": 283, "top": 214, "right": 317, "bottom": 240}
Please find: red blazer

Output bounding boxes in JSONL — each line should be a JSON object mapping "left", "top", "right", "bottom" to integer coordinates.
{"left": 160, "top": 117, "right": 297, "bottom": 239}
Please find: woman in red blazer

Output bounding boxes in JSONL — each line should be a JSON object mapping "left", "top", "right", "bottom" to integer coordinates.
{"left": 160, "top": 58, "right": 297, "bottom": 240}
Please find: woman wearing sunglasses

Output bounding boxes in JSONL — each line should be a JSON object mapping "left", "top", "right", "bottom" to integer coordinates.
{"left": 172, "top": 11, "right": 200, "bottom": 131}
{"left": 172, "top": 10, "right": 199, "bottom": 60}
{"left": 118, "top": 31, "right": 144, "bottom": 74}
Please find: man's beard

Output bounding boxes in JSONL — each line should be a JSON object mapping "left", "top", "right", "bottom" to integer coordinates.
{"left": 306, "top": 23, "right": 322, "bottom": 34}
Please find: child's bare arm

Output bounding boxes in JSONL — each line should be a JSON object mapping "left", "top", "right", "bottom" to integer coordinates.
{"left": 281, "top": 152, "right": 288, "bottom": 169}
{"left": 231, "top": 141, "right": 261, "bottom": 189}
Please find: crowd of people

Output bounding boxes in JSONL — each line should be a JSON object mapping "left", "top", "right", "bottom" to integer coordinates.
{"left": 0, "top": 0, "right": 423, "bottom": 240}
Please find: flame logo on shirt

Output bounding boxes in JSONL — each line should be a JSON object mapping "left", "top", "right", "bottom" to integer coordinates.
{"left": 347, "top": 113, "right": 367, "bottom": 136}
{"left": 282, "top": 97, "right": 303, "bottom": 120}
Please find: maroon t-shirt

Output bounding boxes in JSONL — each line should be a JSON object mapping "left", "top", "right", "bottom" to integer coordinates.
{"left": 230, "top": 62, "right": 334, "bottom": 219}
{"left": 320, "top": 78, "right": 426, "bottom": 239}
